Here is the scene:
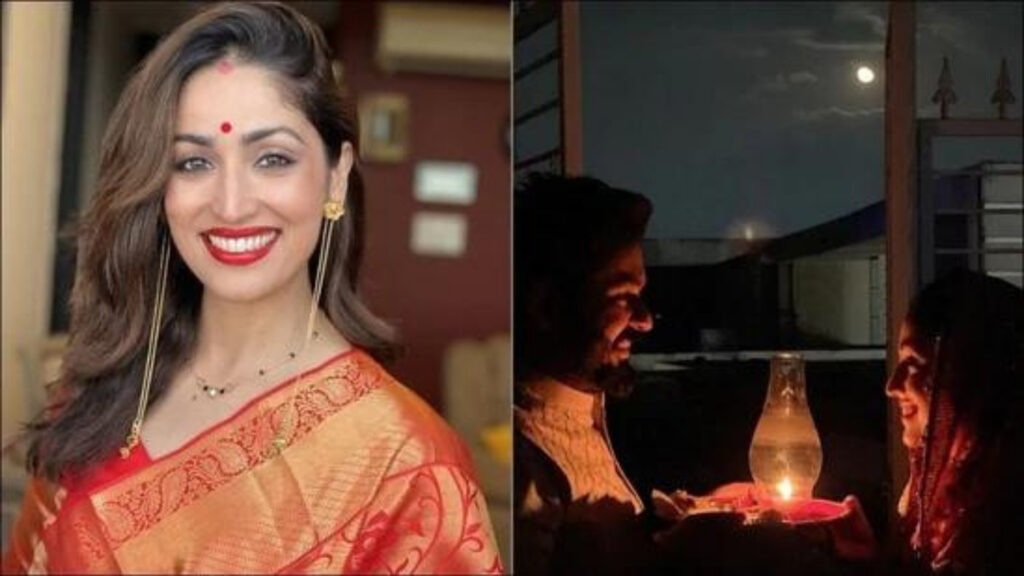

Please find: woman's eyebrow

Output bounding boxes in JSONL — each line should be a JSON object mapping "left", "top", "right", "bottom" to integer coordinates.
{"left": 898, "top": 341, "right": 929, "bottom": 363}
{"left": 173, "top": 133, "right": 213, "bottom": 147}
{"left": 241, "top": 126, "right": 306, "bottom": 145}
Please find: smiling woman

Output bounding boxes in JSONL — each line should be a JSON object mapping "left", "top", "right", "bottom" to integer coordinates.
{"left": 2, "top": 3, "right": 501, "bottom": 574}
{"left": 884, "top": 270, "right": 1024, "bottom": 574}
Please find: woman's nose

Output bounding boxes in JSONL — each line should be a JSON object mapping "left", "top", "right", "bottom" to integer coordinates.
{"left": 211, "top": 166, "right": 257, "bottom": 221}
{"left": 884, "top": 370, "right": 903, "bottom": 398}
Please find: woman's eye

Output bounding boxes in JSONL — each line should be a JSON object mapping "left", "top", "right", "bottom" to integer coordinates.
{"left": 906, "top": 359, "right": 929, "bottom": 377}
{"left": 256, "top": 153, "right": 294, "bottom": 168}
{"left": 174, "top": 157, "right": 212, "bottom": 173}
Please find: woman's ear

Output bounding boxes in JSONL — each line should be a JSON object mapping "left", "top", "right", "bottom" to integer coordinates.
{"left": 328, "top": 142, "right": 355, "bottom": 206}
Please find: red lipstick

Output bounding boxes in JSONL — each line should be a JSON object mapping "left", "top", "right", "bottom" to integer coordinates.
{"left": 202, "top": 227, "right": 279, "bottom": 266}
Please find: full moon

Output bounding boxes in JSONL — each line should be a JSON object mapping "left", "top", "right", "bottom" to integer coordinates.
{"left": 856, "top": 66, "right": 875, "bottom": 84}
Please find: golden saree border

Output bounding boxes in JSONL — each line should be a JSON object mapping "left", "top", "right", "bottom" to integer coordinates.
{"left": 70, "top": 348, "right": 502, "bottom": 574}
{"left": 87, "top": 350, "right": 379, "bottom": 543}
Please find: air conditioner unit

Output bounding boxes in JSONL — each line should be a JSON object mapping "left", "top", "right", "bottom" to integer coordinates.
{"left": 376, "top": 3, "right": 510, "bottom": 79}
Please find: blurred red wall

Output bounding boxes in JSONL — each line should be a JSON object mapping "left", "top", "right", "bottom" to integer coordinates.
{"left": 333, "top": 3, "right": 510, "bottom": 412}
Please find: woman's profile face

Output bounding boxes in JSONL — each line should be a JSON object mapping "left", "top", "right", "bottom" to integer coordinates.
{"left": 164, "top": 58, "right": 352, "bottom": 303}
{"left": 885, "top": 321, "right": 933, "bottom": 448}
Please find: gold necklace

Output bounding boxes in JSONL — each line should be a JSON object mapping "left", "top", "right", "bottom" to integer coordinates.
{"left": 264, "top": 314, "right": 329, "bottom": 458}
{"left": 189, "top": 329, "right": 320, "bottom": 401}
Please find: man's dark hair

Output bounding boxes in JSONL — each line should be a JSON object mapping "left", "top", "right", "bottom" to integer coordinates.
{"left": 514, "top": 172, "right": 652, "bottom": 382}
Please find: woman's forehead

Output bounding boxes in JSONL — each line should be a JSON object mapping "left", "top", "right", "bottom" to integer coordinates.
{"left": 176, "top": 62, "right": 305, "bottom": 131}
{"left": 898, "top": 321, "right": 932, "bottom": 357}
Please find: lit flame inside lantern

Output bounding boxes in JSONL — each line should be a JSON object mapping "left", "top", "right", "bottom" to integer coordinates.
{"left": 777, "top": 477, "right": 794, "bottom": 500}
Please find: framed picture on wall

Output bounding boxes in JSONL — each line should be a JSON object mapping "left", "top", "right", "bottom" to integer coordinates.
{"left": 357, "top": 93, "right": 409, "bottom": 163}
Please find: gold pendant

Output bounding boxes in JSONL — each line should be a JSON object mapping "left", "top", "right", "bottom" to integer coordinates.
{"left": 201, "top": 384, "right": 225, "bottom": 398}
{"left": 265, "top": 435, "right": 287, "bottom": 459}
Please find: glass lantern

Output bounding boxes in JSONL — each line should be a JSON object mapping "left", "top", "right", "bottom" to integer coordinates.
{"left": 748, "top": 352, "right": 822, "bottom": 500}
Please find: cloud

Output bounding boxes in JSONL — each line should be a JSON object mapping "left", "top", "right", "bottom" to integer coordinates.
{"left": 788, "top": 71, "right": 818, "bottom": 85}
{"left": 709, "top": 26, "right": 880, "bottom": 55}
{"left": 701, "top": 27, "right": 807, "bottom": 56}
{"left": 709, "top": 23, "right": 883, "bottom": 56}
{"left": 918, "top": 4, "right": 985, "bottom": 57}
{"left": 793, "top": 106, "right": 884, "bottom": 122}
{"left": 834, "top": 2, "right": 887, "bottom": 38}
{"left": 764, "top": 26, "right": 884, "bottom": 52}
{"left": 745, "top": 70, "right": 819, "bottom": 100}
{"left": 792, "top": 36, "right": 884, "bottom": 52}
{"left": 741, "top": 4, "right": 984, "bottom": 57}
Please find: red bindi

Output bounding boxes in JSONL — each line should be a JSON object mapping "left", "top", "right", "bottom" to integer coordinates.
{"left": 215, "top": 60, "right": 233, "bottom": 74}
{"left": 220, "top": 121, "right": 232, "bottom": 134}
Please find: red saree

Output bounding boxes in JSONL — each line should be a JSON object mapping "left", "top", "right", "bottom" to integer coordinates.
{"left": 3, "top": 349, "right": 503, "bottom": 574}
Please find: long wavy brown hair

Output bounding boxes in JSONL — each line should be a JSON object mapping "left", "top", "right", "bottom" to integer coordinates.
{"left": 25, "top": 2, "right": 396, "bottom": 481}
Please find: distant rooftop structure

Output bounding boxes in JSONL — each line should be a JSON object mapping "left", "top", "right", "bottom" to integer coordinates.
{"left": 643, "top": 238, "right": 763, "bottom": 266}
{"left": 638, "top": 161, "right": 1021, "bottom": 354}
{"left": 646, "top": 161, "right": 1021, "bottom": 286}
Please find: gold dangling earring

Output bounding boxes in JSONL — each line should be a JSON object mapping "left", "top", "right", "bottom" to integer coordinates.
{"left": 120, "top": 237, "right": 171, "bottom": 459}
{"left": 267, "top": 200, "right": 345, "bottom": 459}
{"left": 305, "top": 200, "right": 344, "bottom": 343}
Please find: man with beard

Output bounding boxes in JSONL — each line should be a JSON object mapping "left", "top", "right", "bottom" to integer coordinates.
{"left": 513, "top": 173, "right": 656, "bottom": 575}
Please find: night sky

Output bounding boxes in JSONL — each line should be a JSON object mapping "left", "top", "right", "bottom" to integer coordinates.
{"left": 577, "top": 2, "right": 1023, "bottom": 239}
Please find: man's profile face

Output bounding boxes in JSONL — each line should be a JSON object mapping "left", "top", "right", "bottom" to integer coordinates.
{"left": 581, "top": 243, "right": 653, "bottom": 376}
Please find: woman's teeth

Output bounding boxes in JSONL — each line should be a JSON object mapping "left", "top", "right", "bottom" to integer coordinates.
{"left": 208, "top": 232, "right": 276, "bottom": 253}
